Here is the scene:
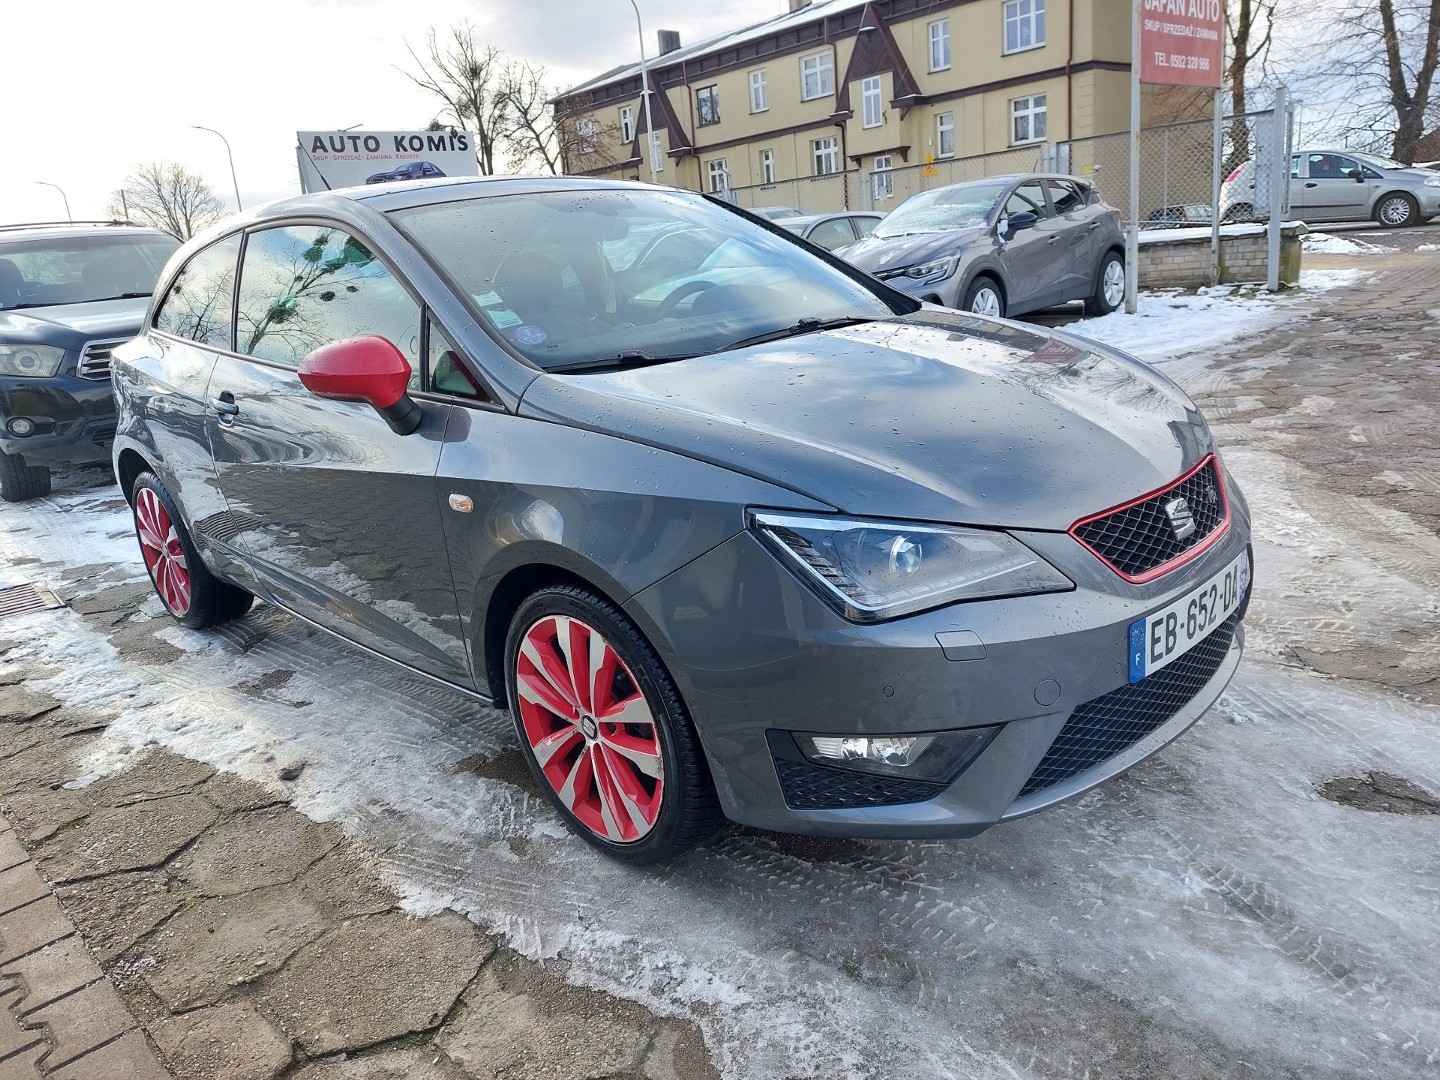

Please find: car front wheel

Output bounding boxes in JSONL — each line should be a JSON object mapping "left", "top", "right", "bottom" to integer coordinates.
{"left": 962, "top": 277, "right": 1005, "bottom": 318}
{"left": 505, "top": 584, "right": 722, "bottom": 864}
{"left": 131, "top": 473, "right": 253, "bottom": 629}
{"left": 1085, "top": 252, "right": 1126, "bottom": 316}
{"left": 1375, "top": 192, "right": 1419, "bottom": 228}
{"left": 0, "top": 452, "right": 51, "bottom": 502}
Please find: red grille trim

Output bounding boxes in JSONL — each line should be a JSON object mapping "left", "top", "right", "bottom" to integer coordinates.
{"left": 1069, "top": 454, "right": 1231, "bottom": 584}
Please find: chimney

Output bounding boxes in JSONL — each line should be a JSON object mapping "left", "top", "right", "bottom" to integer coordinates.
{"left": 787, "top": 0, "right": 812, "bottom": 12}
{"left": 657, "top": 29, "right": 681, "bottom": 55}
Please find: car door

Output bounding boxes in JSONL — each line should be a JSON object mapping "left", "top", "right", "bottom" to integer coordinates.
{"left": 1043, "top": 178, "right": 1100, "bottom": 301}
{"left": 805, "top": 218, "right": 860, "bottom": 252}
{"left": 995, "top": 180, "right": 1062, "bottom": 313}
{"left": 1294, "top": 153, "right": 1370, "bottom": 220}
{"left": 205, "top": 221, "right": 473, "bottom": 687}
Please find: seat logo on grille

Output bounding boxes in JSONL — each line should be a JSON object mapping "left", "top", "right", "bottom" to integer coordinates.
{"left": 1163, "top": 497, "right": 1197, "bottom": 540}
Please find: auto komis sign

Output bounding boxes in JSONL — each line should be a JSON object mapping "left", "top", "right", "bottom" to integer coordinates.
{"left": 296, "top": 130, "right": 480, "bottom": 192}
{"left": 1140, "top": 0, "right": 1223, "bottom": 88}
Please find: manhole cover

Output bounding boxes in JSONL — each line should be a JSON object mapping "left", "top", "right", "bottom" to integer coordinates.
{"left": 0, "top": 583, "right": 64, "bottom": 621}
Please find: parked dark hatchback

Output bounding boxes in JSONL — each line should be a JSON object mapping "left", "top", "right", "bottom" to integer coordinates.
{"left": 0, "top": 222, "right": 178, "bottom": 500}
{"left": 839, "top": 173, "right": 1125, "bottom": 319}
{"left": 113, "top": 177, "right": 1250, "bottom": 863}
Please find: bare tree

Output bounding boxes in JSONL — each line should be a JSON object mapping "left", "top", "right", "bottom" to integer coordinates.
{"left": 401, "top": 23, "right": 510, "bottom": 175}
{"left": 499, "top": 61, "right": 564, "bottom": 174}
{"left": 1226, "top": 0, "right": 1279, "bottom": 168}
{"left": 1306, "top": 0, "right": 1440, "bottom": 162}
{"left": 108, "top": 162, "right": 225, "bottom": 239}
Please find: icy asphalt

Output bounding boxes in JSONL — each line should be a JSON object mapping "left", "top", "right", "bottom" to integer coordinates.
{"left": 1, "top": 237, "right": 1438, "bottom": 1079}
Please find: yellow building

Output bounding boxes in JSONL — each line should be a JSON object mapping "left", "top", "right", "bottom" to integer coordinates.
{"left": 553, "top": 0, "right": 1145, "bottom": 207}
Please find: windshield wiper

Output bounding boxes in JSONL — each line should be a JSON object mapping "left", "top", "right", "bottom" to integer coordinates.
{"left": 92, "top": 292, "right": 152, "bottom": 301}
{"left": 723, "top": 316, "right": 886, "bottom": 352}
{"left": 545, "top": 351, "right": 698, "bottom": 374}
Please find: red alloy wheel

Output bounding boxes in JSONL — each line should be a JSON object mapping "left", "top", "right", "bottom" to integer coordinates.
{"left": 134, "top": 486, "right": 192, "bottom": 616}
{"left": 514, "top": 614, "right": 665, "bottom": 843}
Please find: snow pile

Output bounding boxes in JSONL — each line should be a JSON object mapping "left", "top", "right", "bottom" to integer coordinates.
{"left": 1302, "top": 232, "right": 1391, "bottom": 255}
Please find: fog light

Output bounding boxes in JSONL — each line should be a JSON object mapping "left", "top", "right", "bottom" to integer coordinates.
{"left": 796, "top": 726, "right": 1000, "bottom": 783}
{"left": 7, "top": 417, "right": 35, "bottom": 437}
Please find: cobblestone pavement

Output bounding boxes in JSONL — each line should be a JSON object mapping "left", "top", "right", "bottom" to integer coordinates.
{"left": 1, "top": 240, "right": 1438, "bottom": 1079}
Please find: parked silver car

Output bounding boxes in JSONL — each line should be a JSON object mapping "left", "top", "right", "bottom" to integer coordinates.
{"left": 838, "top": 174, "right": 1126, "bottom": 319}
{"left": 1221, "top": 149, "right": 1440, "bottom": 227}
{"left": 776, "top": 211, "right": 884, "bottom": 251}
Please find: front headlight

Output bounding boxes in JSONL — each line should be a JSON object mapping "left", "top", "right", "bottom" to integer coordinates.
{"left": 902, "top": 256, "right": 959, "bottom": 282}
{"left": 1424, "top": 176, "right": 1440, "bottom": 188}
{"left": 750, "top": 511, "right": 1073, "bottom": 622}
{"left": 0, "top": 344, "right": 66, "bottom": 378}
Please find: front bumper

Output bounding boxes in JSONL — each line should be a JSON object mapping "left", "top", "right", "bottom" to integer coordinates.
{"left": 0, "top": 374, "right": 116, "bottom": 464}
{"left": 627, "top": 489, "right": 1251, "bottom": 838}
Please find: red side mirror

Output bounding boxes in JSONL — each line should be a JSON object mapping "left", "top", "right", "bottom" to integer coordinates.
{"left": 298, "top": 336, "right": 422, "bottom": 435}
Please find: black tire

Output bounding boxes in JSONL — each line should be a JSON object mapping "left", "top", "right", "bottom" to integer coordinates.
{"left": 961, "top": 276, "right": 1005, "bottom": 318}
{"left": 1222, "top": 203, "right": 1254, "bottom": 224}
{"left": 1375, "top": 192, "right": 1419, "bottom": 228}
{"left": 131, "top": 472, "right": 253, "bottom": 630}
{"left": 504, "top": 584, "right": 723, "bottom": 864}
{"left": 1084, "top": 251, "right": 1126, "bottom": 316}
{"left": 0, "top": 452, "right": 51, "bottom": 502}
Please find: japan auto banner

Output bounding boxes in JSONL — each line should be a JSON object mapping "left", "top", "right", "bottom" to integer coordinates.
{"left": 1140, "top": 0, "right": 1224, "bottom": 87}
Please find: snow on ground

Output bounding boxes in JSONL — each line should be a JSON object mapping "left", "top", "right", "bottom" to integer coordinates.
{"left": 1, "top": 282, "right": 1436, "bottom": 1078}
{"left": 1301, "top": 232, "right": 1393, "bottom": 255}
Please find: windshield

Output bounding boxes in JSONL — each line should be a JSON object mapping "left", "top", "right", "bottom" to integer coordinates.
{"left": 874, "top": 180, "right": 1011, "bottom": 237}
{"left": 392, "top": 189, "right": 905, "bottom": 371}
{"left": 0, "top": 233, "right": 179, "bottom": 310}
{"left": 1351, "top": 151, "right": 1404, "bottom": 171}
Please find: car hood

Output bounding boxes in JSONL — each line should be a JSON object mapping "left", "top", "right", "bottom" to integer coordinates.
{"left": 518, "top": 310, "right": 1212, "bottom": 531}
{"left": 0, "top": 297, "right": 149, "bottom": 341}
{"left": 841, "top": 227, "right": 989, "bottom": 273}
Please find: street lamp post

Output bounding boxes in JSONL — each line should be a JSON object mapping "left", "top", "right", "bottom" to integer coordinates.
{"left": 35, "top": 182, "right": 72, "bottom": 222}
{"left": 192, "top": 125, "right": 243, "bottom": 211}
{"left": 627, "top": 0, "right": 659, "bottom": 185}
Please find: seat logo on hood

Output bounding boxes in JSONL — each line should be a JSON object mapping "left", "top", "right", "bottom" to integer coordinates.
{"left": 1163, "top": 497, "right": 1197, "bottom": 540}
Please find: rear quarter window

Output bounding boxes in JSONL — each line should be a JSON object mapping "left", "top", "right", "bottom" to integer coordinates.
{"left": 153, "top": 234, "right": 242, "bottom": 350}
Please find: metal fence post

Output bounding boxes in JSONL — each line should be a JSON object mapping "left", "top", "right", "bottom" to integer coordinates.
{"left": 859, "top": 168, "right": 873, "bottom": 212}
{"left": 1266, "top": 86, "right": 1288, "bottom": 291}
{"left": 1210, "top": 91, "right": 1223, "bottom": 286}
{"left": 1125, "top": 0, "right": 1141, "bottom": 314}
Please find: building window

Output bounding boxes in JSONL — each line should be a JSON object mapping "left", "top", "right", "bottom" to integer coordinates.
{"left": 862, "top": 77, "right": 883, "bottom": 128}
{"left": 576, "top": 117, "right": 597, "bottom": 154}
{"left": 750, "top": 69, "right": 768, "bottom": 113}
{"left": 872, "top": 154, "right": 893, "bottom": 201}
{"left": 696, "top": 85, "right": 720, "bottom": 126}
{"left": 801, "top": 52, "right": 834, "bottom": 101}
{"left": 937, "top": 112, "right": 955, "bottom": 157}
{"left": 708, "top": 159, "right": 729, "bottom": 193}
{"left": 648, "top": 131, "right": 664, "bottom": 172}
{"left": 1011, "top": 94, "right": 1048, "bottom": 143}
{"left": 1004, "top": 0, "right": 1046, "bottom": 53}
{"left": 761, "top": 148, "right": 776, "bottom": 184}
{"left": 929, "top": 19, "right": 951, "bottom": 71}
{"left": 619, "top": 106, "right": 634, "bottom": 143}
{"left": 813, "top": 136, "right": 839, "bottom": 175}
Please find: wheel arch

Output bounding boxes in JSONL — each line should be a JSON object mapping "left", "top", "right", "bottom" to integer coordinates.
{"left": 962, "top": 269, "right": 1007, "bottom": 308}
{"left": 1373, "top": 189, "right": 1419, "bottom": 223}
{"left": 115, "top": 447, "right": 153, "bottom": 504}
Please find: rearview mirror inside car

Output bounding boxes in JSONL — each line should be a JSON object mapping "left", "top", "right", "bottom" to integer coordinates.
{"left": 298, "top": 336, "right": 422, "bottom": 436}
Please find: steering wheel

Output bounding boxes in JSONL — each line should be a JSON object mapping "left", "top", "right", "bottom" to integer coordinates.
{"left": 657, "top": 279, "right": 717, "bottom": 314}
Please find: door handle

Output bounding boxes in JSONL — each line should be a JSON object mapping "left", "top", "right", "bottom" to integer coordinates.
{"left": 211, "top": 393, "right": 239, "bottom": 417}
{"left": 1046, "top": 235, "right": 1059, "bottom": 244}
{"left": 1304, "top": 182, "right": 1318, "bottom": 188}
{"left": 1088, "top": 221, "right": 1100, "bottom": 229}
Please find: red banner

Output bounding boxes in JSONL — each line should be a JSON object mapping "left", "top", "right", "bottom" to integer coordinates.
{"left": 1140, "top": 0, "right": 1224, "bottom": 87}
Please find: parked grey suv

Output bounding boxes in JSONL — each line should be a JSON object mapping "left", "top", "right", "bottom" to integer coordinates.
{"left": 838, "top": 174, "right": 1126, "bottom": 319}
{"left": 112, "top": 177, "right": 1249, "bottom": 864}
{"left": 0, "top": 221, "right": 178, "bottom": 500}
{"left": 1221, "top": 149, "right": 1440, "bottom": 226}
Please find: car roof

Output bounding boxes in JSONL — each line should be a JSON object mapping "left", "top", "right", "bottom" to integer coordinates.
{"left": 0, "top": 221, "right": 175, "bottom": 243}
{"left": 777, "top": 212, "right": 883, "bottom": 226}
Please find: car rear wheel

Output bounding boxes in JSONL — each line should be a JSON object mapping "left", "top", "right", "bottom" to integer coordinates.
{"left": 962, "top": 277, "right": 1005, "bottom": 318}
{"left": 1084, "top": 252, "right": 1126, "bottom": 316}
{"left": 1222, "top": 203, "right": 1254, "bottom": 223}
{"left": 131, "top": 473, "right": 253, "bottom": 629}
{"left": 505, "top": 584, "right": 722, "bottom": 864}
{"left": 0, "top": 452, "right": 51, "bottom": 502}
{"left": 1375, "top": 192, "right": 1419, "bottom": 228}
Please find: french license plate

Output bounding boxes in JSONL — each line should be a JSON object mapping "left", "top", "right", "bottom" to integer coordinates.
{"left": 1127, "top": 551, "right": 1249, "bottom": 683}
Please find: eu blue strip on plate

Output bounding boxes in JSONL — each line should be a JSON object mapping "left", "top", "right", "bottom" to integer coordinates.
{"left": 1128, "top": 619, "right": 1147, "bottom": 684}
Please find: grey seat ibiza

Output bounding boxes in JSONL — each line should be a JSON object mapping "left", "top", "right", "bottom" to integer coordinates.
{"left": 112, "top": 177, "right": 1250, "bottom": 863}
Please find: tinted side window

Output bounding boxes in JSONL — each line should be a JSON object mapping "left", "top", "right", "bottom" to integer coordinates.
{"left": 235, "top": 225, "right": 420, "bottom": 369}
{"left": 807, "top": 219, "right": 857, "bottom": 251}
{"left": 152, "top": 235, "right": 241, "bottom": 349}
{"left": 428, "top": 317, "right": 487, "bottom": 400}
{"left": 1045, "top": 179, "right": 1084, "bottom": 215}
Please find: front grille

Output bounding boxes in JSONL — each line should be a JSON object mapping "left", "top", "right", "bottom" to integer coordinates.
{"left": 1017, "top": 612, "right": 1239, "bottom": 799}
{"left": 1071, "top": 456, "right": 1228, "bottom": 581}
{"left": 77, "top": 338, "right": 127, "bottom": 381}
{"left": 774, "top": 759, "right": 944, "bottom": 810}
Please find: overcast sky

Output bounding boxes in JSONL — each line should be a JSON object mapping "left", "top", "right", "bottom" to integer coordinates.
{"left": 4, "top": 0, "right": 785, "bottom": 223}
